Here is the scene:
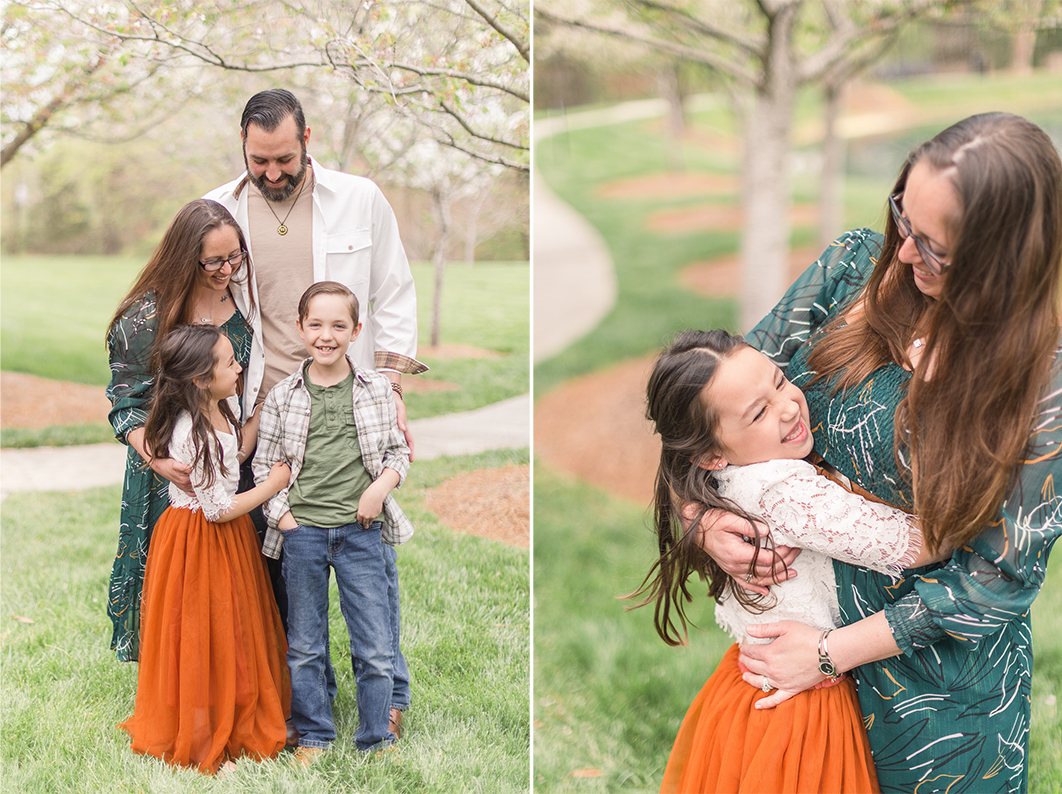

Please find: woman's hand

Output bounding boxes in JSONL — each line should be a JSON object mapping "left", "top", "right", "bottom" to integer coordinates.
{"left": 127, "top": 426, "right": 194, "bottom": 494}
{"left": 738, "top": 621, "right": 825, "bottom": 708}
{"left": 149, "top": 457, "right": 194, "bottom": 495}
{"left": 694, "top": 508, "right": 801, "bottom": 595}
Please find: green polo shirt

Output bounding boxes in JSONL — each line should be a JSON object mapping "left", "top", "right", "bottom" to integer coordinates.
{"left": 288, "top": 365, "right": 373, "bottom": 528}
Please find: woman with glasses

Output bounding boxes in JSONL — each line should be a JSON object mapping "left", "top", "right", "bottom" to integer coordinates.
{"left": 105, "top": 199, "right": 257, "bottom": 663}
{"left": 699, "top": 113, "right": 1062, "bottom": 792}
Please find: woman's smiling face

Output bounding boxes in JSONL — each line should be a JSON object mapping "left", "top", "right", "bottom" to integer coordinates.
{"left": 896, "top": 160, "right": 961, "bottom": 301}
{"left": 702, "top": 345, "right": 814, "bottom": 468}
{"left": 197, "top": 224, "right": 242, "bottom": 294}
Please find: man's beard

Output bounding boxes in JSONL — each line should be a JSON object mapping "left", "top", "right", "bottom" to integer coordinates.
{"left": 247, "top": 145, "right": 309, "bottom": 203}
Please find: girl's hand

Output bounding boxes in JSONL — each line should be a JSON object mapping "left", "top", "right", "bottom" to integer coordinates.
{"left": 357, "top": 483, "right": 386, "bottom": 526}
{"left": 266, "top": 461, "right": 291, "bottom": 493}
{"left": 738, "top": 621, "right": 825, "bottom": 708}
{"left": 694, "top": 508, "right": 800, "bottom": 594}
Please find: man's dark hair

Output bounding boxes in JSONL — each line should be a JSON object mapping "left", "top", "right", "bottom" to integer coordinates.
{"left": 240, "top": 89, "right": 305, "bottom": 138}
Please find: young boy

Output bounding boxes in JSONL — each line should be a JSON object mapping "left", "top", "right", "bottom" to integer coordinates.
{"left": 253, "top": 281, "right": 413, "bottom": 759}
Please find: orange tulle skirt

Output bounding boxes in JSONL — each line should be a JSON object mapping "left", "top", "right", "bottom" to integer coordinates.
{"left": 118, "top": 507, "right": 291, "bottom": 774}
{"left": 661, "top": 644, "right": 879, "bottom": 794}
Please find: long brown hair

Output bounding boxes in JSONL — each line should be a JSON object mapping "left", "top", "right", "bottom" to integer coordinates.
{"left": 144, "top": 324, "right": 241, "bottom": 490}
{"left": 808, "top": 112, "right": 1062, "bottom": 552}
{"left": 107, "top": 199, "right": 255, "bottom": 367}
{"left": 630, "top": 330, "right": 775, "bottom": 646}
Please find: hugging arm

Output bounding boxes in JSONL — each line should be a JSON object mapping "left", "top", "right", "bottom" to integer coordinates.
{"left": 106, "top": 301, "right": 193, "bottom": 493}
{"left": 744, "top": 365, "right": 1062, "bottom": 701}
{"left": 702, "top": 231, "right": 881, "bottom": 591}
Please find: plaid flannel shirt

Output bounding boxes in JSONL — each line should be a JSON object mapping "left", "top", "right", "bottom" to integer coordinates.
{"left": 253, "top": 357, "right": 413, "bottom": 558}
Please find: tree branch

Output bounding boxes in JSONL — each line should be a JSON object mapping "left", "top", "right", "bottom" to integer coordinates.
{"left": 365, "top": 58, "right": 529, "bottom": 103}
{"left": 435, "top": 134, "right": 530, "bottom": 171}
{"left": 438, "top": 99, "right": 528, "bottom": 151}
{"left": 535, "top": 6, "right": 760, "bottom": 86}
{"left": 798, "top": 0, "right": 956, "bottom": 83}
{"left": 1, "top": 48, "right": 111, "bottom": 168}
{"left": 626, "top": 0, "right": 764, "bottom": 57}
{"left": 462, "top": 0, "right": 529, "bottom": 62}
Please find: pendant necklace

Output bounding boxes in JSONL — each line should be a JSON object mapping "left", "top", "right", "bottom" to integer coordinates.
{"left": 264, "top": 175, "right": 307, "bottom": 236}
{"left": 199, "top": 291, "right": 230, "bottom": 324}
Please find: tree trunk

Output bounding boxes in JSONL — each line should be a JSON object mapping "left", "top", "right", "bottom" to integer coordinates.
{"left": 1011, "top": 28, "right": 1038, "bottom": 75}
{"left": 660, "top": 62, "right": 686, "bottom": 171}
{"left": 739, "top": 4, "right": 798, "bottom": 332}
{"left": 819, "top": 80, "right": 848, "bottom": 252}
{"left": 464, "top": 188, "right": 489, "bottom": 262}
{"left": 1010, "top": 0, "right": 1043, "bottom": 75}
{"left": 430, "top": 188, "right": 452, "bottom": 348}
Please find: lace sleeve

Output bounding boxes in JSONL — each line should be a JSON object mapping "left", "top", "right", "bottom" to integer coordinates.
{"left": 735, "top": 460, "right": 922, "bottom": 577}
{"left": 171, "top": 415, "right": 237, "bottom": 523}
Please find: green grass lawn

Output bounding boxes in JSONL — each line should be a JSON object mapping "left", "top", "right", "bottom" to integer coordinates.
{"left": 533, "top": 74, "right": 1062, "bottom": 791}
{"left": 1, "top": 448, "right": 530, "bottom": 794}
{"left": 0, "top": 257, "right": 528, "bottom": 446}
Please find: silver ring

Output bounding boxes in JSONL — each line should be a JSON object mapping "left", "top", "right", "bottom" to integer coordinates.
{"left": 761, "top": 676, "right": 771, "bottom": 693}
{"left": 744, "top": 572, "right": 754, "bottom": 583}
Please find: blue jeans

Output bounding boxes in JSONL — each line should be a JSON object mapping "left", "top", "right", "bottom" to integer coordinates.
{"left": 385, "top": 543, "right": 411, "bottom": 711}
{"left": 281, "top": 521, "right": 395, "bottom": 751}
{"left": 324, "top": 544, "right": 408, "bottom": 709}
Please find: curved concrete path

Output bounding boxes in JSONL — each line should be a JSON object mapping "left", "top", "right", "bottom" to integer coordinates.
{"left": 534, "top": 105, "right": 645, "bottom": 363}
{"left": 0, "top": 394, "right": 530, "bottom": 497}
{"left": 532, "top": 174, "right": 617, "bottom": 362}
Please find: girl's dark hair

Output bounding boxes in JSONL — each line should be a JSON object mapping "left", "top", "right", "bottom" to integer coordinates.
{"left": 630, "top": 329, "right": 776, "bottom": 646}
{"left": 808, "top": 112, "right": 1062, "bottom": 552}
{"left": 143, "top": 324, "right": 241, "bottom": 490}
{"left": 107, "top": 199, "right": 255, "bottom": 369}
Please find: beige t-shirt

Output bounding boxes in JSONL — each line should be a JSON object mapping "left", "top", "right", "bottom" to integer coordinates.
{"left": 247, "top": 172, "right": 315, "bottom": 401}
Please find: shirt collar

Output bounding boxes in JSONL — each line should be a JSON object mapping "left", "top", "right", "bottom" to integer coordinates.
{"left": 293, "top": 355, "right": 372, "bottom": 389}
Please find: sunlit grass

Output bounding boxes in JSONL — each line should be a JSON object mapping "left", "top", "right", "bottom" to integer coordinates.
{"left": 1, "top": 257, "right": 528, "bottom": 446}
{"left": 1, "top": 448, "right": 530, "bottom": 794}
{"left": 533, "top": 75, "right": 1062, "bottom": 792}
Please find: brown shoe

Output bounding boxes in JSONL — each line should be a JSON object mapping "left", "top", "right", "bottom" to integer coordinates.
{"left": 292, "top": 746, "right": 323, "bottom": 767}
{"left": 389, "top": 707, "right": 403, "bottom": 739}
{"left": 285, "top": 718, "right": 300, "bottom": 749}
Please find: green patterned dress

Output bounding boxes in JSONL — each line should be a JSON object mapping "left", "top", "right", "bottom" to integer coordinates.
{"left": 748, "top": 228, "right": 1062, "bottom": 793}
{"left": 105, "top": 294, "right": 252, "bottom": 662}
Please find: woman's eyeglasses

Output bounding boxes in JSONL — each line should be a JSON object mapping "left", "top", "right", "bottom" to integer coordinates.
{"left": 199, "top": 251, "right": 248, "bottom": 272}
{"left": 888, "top": 194, "right": 949, "bottom": 274}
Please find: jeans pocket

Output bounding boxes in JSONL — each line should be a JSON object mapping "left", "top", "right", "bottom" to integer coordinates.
{"left": 279, "top": 523, "right": 304, "bottom": 535}
{"left": 355, "top": 520, "right": 383, "bottom": 531}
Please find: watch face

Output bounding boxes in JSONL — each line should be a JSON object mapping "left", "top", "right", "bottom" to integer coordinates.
{"left": 819, "top": 661, "right": 837, "bottom": 677}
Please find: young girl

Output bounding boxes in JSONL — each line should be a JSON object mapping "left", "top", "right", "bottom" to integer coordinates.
{"left": 636, "top": 329, "right": 948, "bottom": 794}
{"left": 119, "top": 324, "right": 291, "bottom": 775}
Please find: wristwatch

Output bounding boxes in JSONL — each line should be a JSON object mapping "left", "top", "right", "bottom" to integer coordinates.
{"left": 818, "top": 629, "right": 839, "bottom": 678}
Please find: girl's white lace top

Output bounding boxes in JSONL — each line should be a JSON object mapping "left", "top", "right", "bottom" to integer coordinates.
{"left": 166, "top": 396, "right": 241, "bottom": 523}
{"left": 713, "top": 458, "right": 922, "bottom": 645}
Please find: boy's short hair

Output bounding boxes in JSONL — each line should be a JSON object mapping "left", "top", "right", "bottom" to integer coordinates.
{"left": 298, "top": 281, "right": 360, "bottom": 326}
